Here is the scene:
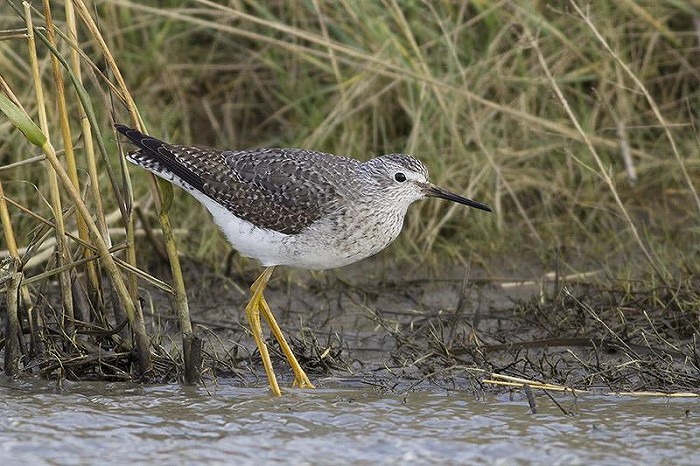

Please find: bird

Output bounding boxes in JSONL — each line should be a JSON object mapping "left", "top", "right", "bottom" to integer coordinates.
{"left": 115, "top": 124, "right": 491, "bottom": 396}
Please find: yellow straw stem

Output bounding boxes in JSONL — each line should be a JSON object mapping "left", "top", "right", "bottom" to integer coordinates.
{"left": 24, "top": 1, "right": 75, "bottom": 336}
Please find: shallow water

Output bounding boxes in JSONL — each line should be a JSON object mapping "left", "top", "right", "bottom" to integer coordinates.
{"left": 1, "top": 378, "right": 698, "bottom": 465}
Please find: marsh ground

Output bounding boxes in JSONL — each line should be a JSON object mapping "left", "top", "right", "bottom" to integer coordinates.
{"left": 118, "top": 252, "right": 698, "bottom": 395}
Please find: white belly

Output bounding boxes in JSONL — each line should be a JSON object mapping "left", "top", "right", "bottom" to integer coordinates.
{"left": 194, "top": 191, "right": 292, "bottom": 267}
{"left": 195, "top": 190, "right": 404, "bottom": 270}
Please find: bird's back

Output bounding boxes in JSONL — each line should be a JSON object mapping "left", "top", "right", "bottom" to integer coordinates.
{"left": 118, "top": 125, "right": 360, "bottom": 235}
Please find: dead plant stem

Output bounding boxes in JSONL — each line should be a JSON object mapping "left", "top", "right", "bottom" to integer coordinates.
{"left": 25, "top": 2, "right": 75, "bottom": 337}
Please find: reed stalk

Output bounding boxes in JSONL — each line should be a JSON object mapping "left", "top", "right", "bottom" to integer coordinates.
{"left": 61, "top": 0, "right": 107, "bottom": 313}
{"left": 0, "top": 181, "right": 23, "bottom": 375}
{"left": 24, "top": 2, "right": 76, "bottom": 339}
{"left": 3, "top": 258, "right": 23, "bottom": 376}
{"left": 42, "top": 0, "right": 100, "bottom": 325}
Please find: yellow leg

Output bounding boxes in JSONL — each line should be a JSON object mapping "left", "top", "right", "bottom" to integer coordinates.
{"left": 259, "top": 296, "right": 315, "bottom": 389}
{"left": 245, "top": 267, "right": 281, "bottom": 396}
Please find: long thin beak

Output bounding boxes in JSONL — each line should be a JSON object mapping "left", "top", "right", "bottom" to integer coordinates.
{"left": 423, "top": 184, "right": 492, "bottom": 212}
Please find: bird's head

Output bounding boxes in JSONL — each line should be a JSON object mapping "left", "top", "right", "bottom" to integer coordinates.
{"left": 362, "top": 153, "right": 492, "bottom": 213}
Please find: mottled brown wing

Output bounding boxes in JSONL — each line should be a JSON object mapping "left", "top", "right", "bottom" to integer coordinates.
{"left": 116, "top": 124, "right": 358, "bottom": 234}
{"left": 170, "top": 145, "right": 357, "bottom": 234}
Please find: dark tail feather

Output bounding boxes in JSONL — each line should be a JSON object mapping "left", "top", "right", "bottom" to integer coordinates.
{"left": 115, "top": 124, "right": 169, "bottom": 156}
{"left": 115, "top": 124, "right": 205, "bottom": 192}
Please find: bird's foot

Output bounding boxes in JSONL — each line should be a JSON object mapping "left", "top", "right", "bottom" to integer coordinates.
{"left": 292, "top": 372, "right": 315, "bottom": 389}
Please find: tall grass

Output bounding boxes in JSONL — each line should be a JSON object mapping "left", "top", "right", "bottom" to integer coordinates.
{"left": 0, "top": 1, "right": 698, "bottom": 381}
{"left": 97, "top": 2, "right": 699, "bottom": 269}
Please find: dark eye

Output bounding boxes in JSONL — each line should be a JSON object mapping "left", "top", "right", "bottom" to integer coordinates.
{"left": 394, "top": 172, "right": 406, "bottom": 182}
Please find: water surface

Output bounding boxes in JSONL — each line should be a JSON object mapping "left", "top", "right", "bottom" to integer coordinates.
{"left": 1, "top": 378, "right": 697, "bottom": 465}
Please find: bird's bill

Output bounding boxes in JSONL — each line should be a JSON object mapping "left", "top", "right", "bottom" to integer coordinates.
{"left": 423, "top": 184, "right": 492, "bottom": 212}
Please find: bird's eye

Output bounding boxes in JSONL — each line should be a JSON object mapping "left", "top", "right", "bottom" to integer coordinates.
{"left": 394, "top": 172, "right": 407, "bottom": 182}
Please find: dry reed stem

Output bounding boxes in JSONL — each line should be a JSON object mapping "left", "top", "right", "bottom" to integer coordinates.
{"left": 0, "top": 182, "right": 18, "bottom": 258}
{"left": 500, "top": 270, "right": 601, "bottom": 289}
{"left": 0, "top": 153, "right": 46, "bottom": 171}
{"left": 612, "top": 391, "right": 699, "bottom": 398}
{"left": 3, "top": 260, "right": 23, "bottom": 375}
{"left": 486, "top": 372, "right": 581, "bottom": 391}
{"left": 25, "top": 2, "right": 75, "bottom": 337}
{"left": 64, "top": 0, "right": 109, "bottom": 244}
{"left": 42, "top": 1, "right": 80, "bottom": 203}
{"left": 63, "top": 0, "right": 107, "bottom": 308}
{"left": 482, "top": 379, "right": 583, "bottom": 393}
{"left": 483, "top": 378, "right": 699, "bottom": 398}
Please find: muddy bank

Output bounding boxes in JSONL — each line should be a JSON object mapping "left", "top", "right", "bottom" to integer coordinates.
{"left": 3, "top": 253, "right": 698, "bottom": 394}
{"left": 137, "top": 256, "right": 700, "bottom": 394}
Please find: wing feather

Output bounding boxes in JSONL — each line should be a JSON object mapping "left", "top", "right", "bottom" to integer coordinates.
{"left": 117, "top": 125, "right": 358, "bottom": 234}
